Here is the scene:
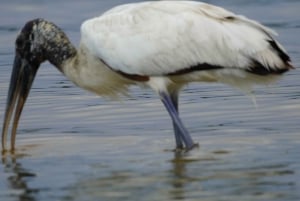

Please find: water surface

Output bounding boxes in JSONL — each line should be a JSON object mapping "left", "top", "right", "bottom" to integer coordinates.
{"left": 0, "top": 0, "right": 300, "bottom": 201}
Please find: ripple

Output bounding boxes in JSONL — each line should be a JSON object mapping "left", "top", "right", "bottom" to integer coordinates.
{"left": 0, "top": 26, "right": 18, "bottom": 32}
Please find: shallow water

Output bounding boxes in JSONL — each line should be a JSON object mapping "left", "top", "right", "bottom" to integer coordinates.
{"left": 0, "top": 0, "right": 300, "bottom": 201}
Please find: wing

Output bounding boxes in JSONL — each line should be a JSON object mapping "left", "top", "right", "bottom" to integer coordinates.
{"left": 80, "top": 1, "right": 291, "bottom": 76}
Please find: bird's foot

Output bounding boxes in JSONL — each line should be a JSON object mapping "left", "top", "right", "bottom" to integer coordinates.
{"left": 173, "top": 143, "right": 199, "bottom": 153}
{"left": 186, "top": 143, "right": 200, "bottom": 152}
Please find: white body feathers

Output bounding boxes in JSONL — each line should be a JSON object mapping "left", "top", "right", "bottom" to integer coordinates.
{"left": 2, "top": 1, "right": 293, "bottom": 151}
{"left": 63, "top": 1, "right": 290, "bottom": 97}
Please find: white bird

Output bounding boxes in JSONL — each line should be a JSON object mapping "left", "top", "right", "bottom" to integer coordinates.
{"left": 1, "top": 1, "right": 293, "bottom": 153}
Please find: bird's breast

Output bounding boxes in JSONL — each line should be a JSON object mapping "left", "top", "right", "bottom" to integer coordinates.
{"left": 62, "top": 50, "right": 133, "bottom": 98}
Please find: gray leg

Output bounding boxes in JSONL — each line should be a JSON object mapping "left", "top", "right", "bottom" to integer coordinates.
{"left": 159, "top": 91, "right": 196, "bottom": 150}
{"left": 170, "top": 93, "right": 184, "bottom": 149}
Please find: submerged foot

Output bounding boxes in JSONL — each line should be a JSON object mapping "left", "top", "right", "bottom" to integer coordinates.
{"left": 174, "top": 143, "right": 199, "bottom": 153}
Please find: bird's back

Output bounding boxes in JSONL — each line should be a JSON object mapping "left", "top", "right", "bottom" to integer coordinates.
{"left": 80, "top": 1, "right": 292, "bottom": 91}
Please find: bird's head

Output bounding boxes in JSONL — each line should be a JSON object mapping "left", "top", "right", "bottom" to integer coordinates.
{"left": 2, "top": 19, "right": 76, "bottom": 152}
{"left": 15, "top": 19, "right": 47, "bottom": 68}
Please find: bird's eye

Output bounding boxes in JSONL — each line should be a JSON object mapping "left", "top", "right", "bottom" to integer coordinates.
{"left": 29, "top": 33, "right": 34, "bottom": 41}
{"left": 16, "top": 37, "right": 24, "bottom": 48}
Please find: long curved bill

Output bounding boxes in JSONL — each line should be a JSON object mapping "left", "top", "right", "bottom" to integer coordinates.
{"left": 2, "top": 53, "right": 38, "bottom": 153}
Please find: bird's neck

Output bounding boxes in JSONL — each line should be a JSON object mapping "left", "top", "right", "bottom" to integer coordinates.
{"left": 34, "top": 19, "right": 77, "bottom": 71}
{"left": 46, "top": 37, "right": 77, "bottom": 72}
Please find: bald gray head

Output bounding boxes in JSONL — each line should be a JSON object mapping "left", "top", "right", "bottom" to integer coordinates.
{"left": 1, "top": 19, "right": 77, "bottom": 151}
{"left": 15, "top": 18, "right": 76, "bottom": 70}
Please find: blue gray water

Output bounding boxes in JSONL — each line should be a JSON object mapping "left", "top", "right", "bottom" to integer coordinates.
{"left": 0, "top": 0, "right": 300, "bottom": 201}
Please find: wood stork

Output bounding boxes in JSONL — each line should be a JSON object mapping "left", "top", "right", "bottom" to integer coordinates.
{"left": 1, "top": 1, "right": 293, "bottom": 153}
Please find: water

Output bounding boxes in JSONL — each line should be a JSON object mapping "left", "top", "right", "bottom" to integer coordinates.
{"left": 0, "top": 0, "right": 300, "bottom": 200}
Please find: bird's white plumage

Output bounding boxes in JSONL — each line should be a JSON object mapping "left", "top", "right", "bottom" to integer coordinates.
{"left": 61, "top": 0, "right": 292, "bottom": 99}
{"left": 3, "top": 1, "right": 292, "bottom": 152}
{"left": 80, "top": 0, "right": 287, "bottom": 77}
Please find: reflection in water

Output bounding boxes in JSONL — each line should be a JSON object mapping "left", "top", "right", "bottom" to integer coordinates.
{"left": 2, "top": 155, "right": 37, "bottom": 201}
{"left": 170, "top": 154, "right": 187, "bottom": 200}
{"left": 0, "top": 144, "right": 298, "bottom": 201}
{"left": 169, "top": 152, "right": 205, "bottom": 200}
{"left": 168, "top": 150, "right": 297, "bottom": 201}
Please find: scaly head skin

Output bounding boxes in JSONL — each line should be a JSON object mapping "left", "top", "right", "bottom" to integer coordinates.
{"left": 17, "top": 18, "right": 76, "bottom": 69}
{"left": 1, "top": 19, "right": 76, "bottom": 153}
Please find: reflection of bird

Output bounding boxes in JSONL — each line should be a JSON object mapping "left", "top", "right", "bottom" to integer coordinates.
{"left": 2, "top": 157, "right": 36, "bottom": 200}
{"left": 2, "top": 1, "right": 293, "bottom": 153}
